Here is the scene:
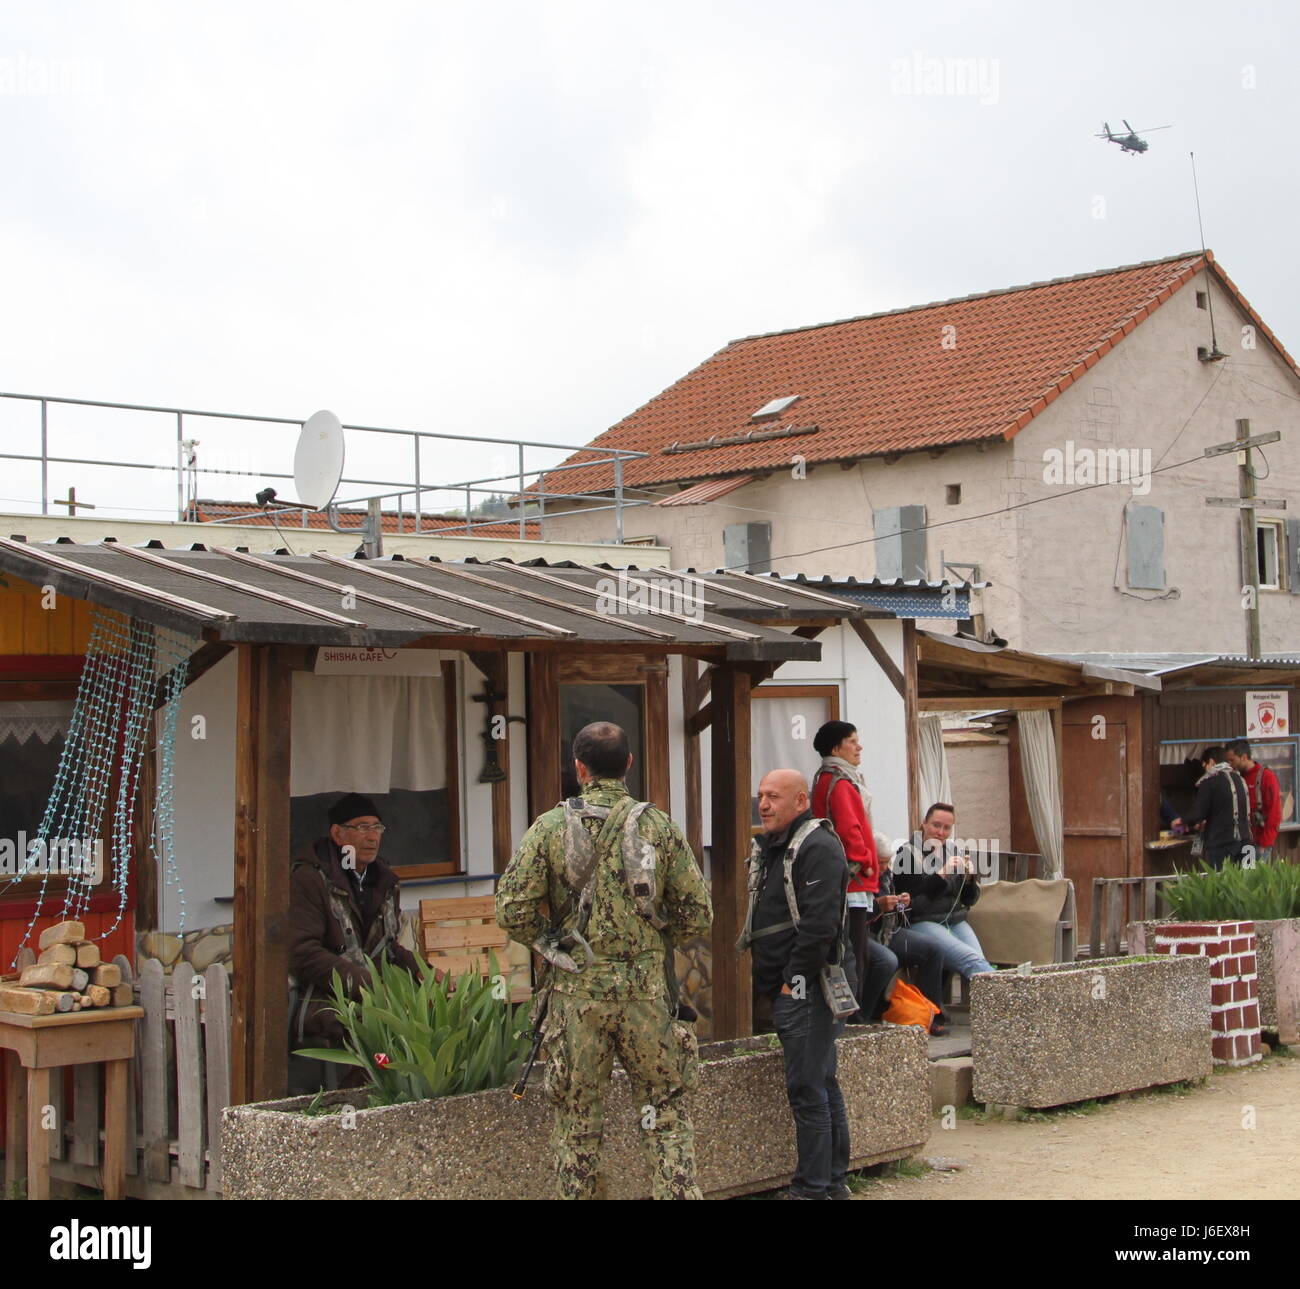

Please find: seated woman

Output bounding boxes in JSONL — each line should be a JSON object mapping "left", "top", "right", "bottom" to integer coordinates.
{"left": 870, "top": 830, "right": 949, "bottom": 1036}
{"left": 891, "top": 802, "right": 995, "bottom": 983}
{"left": 810, "top": 721, "right": 896, "bottom": 1025}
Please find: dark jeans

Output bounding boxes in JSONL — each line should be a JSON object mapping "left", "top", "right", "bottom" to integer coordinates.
{"left": 771, "top": 989, "right": 849, "bottom": 1196}
{"left": 889, "top": 927, "right": 945, "bottom": 1012}
{"left": 849, "top": 907, "right": 899, "bottom": 1019}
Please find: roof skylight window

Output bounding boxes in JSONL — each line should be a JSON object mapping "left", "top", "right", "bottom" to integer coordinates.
{"left": 751, "top": 395, "right": 800, "bottom": 421}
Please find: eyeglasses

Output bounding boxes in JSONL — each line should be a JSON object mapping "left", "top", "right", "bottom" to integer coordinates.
{"left": 339, "top": 822, "right": 386, "bottom": 835}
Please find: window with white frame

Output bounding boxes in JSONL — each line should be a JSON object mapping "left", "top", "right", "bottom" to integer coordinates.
{"left": 1257, "top": 519, "right": 1284, "bottom": 590}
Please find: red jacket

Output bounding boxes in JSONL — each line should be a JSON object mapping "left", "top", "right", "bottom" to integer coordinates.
{"left": 812, "top": 771, "right": 878, "bottom": 893}
{"left": 1241, "top": 762, "right": 1282, "bottom": 848}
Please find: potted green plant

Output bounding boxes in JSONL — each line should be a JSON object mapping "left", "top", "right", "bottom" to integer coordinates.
{"left": 221, "top": 957, "right": 934, "bottom": 1199}
{"left": 1129, "top": 859, "right": 1300, "bottom": 1047}
{"left": 294, "top": 953, "right": 532, "bottom": 1103}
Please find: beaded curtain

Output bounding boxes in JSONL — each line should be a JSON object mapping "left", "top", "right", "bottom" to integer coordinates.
{"left": 7, "top": 611, "right": 196, "bottom": 963}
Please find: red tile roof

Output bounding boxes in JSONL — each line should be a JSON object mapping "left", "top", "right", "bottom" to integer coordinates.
{"left": 192, "top": 501, "right": 539, "bottom": 539}
{"left": 547, "top": 251, "right": 1297, "bottom": 496}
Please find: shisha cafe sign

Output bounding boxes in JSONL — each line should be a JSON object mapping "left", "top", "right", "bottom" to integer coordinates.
{"left": 1246, "top": 690, "right": 1289, "bottom": 738}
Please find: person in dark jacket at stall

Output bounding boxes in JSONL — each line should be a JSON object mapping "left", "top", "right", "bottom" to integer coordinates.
{"left": 289, "top": 793, "right": 427, "bottom": 1049}
{"left": 743, "top": 769, "right": 854, "bottom": 1200}
{"left": 1172, "top": 747, "right": 1252, "bottom": 868}
{"left": 892, "top": 802, "right": 994, "bottom": 981}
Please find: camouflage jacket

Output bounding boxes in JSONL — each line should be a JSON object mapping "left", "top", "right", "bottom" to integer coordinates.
{"left": 496, "top": 778, "right": 713, "bottom": 1000}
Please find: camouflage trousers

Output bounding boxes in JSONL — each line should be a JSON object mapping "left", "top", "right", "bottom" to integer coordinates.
{"left": 543, "top": 992, "right": 702, "bottom": 1200}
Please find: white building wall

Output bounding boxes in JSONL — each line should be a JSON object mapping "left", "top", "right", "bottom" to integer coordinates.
{"left": 946, "top": 739, "right": 1011, "bottom": 856}
{"left": 544, "top": 269, "right": 1300, "bottom": 657}
{"left": 164, "top": 650, "right": 237, "bottom": 931}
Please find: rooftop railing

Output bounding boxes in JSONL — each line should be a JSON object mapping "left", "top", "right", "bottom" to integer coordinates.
{"left": 0, "top": 391, "right": 649, "bottom": 542}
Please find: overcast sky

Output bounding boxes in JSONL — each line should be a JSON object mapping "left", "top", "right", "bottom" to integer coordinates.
{"left": 1, "top": 0, "right": 1296, "bottom": 520}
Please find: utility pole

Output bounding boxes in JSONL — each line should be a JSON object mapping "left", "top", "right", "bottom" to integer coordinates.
{"left": 1205, "top": 419, "right": 1284, "bottom": 658}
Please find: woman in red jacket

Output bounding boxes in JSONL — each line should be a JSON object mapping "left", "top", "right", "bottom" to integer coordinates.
{"left": 811, "top": 720, "right": 890, "bottom": 1022}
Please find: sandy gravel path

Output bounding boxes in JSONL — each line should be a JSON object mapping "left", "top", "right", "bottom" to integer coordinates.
{"left": 861, "top": 1051, "right": 1300, "bottom": 1200}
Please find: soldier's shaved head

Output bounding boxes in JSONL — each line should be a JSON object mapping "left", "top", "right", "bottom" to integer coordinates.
{"left": 757, "top": 769, "right": 810, "bottom": 834}
{"left": 572, "top": 721, "right": 632, "bottom": 780}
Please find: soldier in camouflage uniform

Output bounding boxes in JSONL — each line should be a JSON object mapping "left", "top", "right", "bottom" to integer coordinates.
{"left": 497, "top": 721, "right": 713, "bottom": 1200}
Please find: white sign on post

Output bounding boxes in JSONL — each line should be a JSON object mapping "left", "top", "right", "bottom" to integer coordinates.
{"left": 1246, "top": 690, "right": 1289, "bottom": 738}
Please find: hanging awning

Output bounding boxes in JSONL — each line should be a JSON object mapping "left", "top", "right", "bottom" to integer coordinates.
{"left": 0, "top": 537, "right": 875, "bottom": 662}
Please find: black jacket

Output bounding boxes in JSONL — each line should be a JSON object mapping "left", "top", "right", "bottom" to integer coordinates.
{"left": 891, "top": 835, "right": 981, "bottom": 926}
{"left": 749, "top": 811, "right": 850, "bottom": 999}
{"left": 1183, "top": 765, "right": 1250, "bottom": 859}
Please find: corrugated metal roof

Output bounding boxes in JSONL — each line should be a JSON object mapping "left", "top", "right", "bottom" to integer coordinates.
{"left": 1051, "top": 651, "right": 1300, "bottom": 673}
{"left": 0, "top": 538, "right": 871, "bottom": 662}
{"left": 653, "top": 476, "right": 753, "bottom": 506}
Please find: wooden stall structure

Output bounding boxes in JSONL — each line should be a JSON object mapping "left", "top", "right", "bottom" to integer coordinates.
{"left": 0, "top": 539, "right": 879, "bottom": 1106}
{"left": 1000, "top": 652, "right": 1300, "bottom": 942}
{"left": 915, "top": 631, "right": 1161, "bottom": 937}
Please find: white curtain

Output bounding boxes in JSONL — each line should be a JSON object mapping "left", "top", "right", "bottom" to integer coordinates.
{"left": 1018, "top": 709, "right": 1064, "bottom": 879}
{"left": 751, "top": 694, "right": 832, "bottom": 785}
{"left": 917, "top": 715, "right": 952, "bottom": 813}
{"left": 0, "top": 700, "right": 72, "bottom": 745}
{"left": 290, "top": 674, "right": 446, "bottom": 797}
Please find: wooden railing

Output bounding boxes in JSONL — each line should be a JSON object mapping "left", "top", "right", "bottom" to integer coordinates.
{"left": 12, "top": 947, "right": 231, "bottom": 1198}
{"left": 1088, "top": 876, "right": 1184, "bottom": 960}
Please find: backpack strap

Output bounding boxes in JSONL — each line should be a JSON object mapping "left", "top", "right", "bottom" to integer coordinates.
{"left": 736, "top": 818, "right": 835, "bottom": 951}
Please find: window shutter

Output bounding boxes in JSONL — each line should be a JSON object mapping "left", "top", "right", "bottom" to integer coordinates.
{"left": 1127, "top": 505, "right": 1165, "bottom": 590}
{"left": 722, "top": 521, "right": 771, "bottom": 573}
{"left": 1287, "top": 518, "right": 1300, "bottom": 594}
{"left": 874, "top": 504, "right": 927, "bottom": 580}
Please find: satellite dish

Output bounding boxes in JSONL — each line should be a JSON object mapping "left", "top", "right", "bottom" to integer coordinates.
{"left": 294, "top": 410, "right": 345, "bottom": 511}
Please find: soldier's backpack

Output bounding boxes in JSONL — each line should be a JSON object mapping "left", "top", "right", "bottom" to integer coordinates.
{"left": 736, "top": 817, "right": 858, "bottom": 1019}
{"left": 553, "top": 795, "right": 688, "bottom": 1013}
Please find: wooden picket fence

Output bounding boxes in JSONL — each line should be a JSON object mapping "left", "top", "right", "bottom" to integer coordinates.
{"left": 12, "top": 946, "right": 231, "bottom": 1198}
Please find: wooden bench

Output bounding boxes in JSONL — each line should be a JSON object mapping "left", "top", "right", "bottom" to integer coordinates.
{"left": 418, "top": 896, "right": 531, "bottom": 1003}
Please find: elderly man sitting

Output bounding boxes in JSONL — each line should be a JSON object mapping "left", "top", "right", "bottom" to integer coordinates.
{"left": 289, "top": 793, "right": 425, "bottom": 1050}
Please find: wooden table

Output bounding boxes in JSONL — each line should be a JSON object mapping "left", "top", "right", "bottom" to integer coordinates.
{"left": 2, "top": 1006, "right": 143, "bottom": 1200}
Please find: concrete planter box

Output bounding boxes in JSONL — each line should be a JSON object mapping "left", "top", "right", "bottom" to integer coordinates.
{"left": 222, "top": 1025, "right": 930, "bottom": 1200}
{"left": 1129, "top": 917, "right": 1300, "bottom": 1046}
{"left": 971, "top": 956, "right": 1211, "bottom": 1109}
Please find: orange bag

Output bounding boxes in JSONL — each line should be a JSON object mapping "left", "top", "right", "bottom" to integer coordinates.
{"left": 882, "top": 979, "right": 940, "bottom": 1028}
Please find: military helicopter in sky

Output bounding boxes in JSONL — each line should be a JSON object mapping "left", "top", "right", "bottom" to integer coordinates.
{"left": 1097, "top": 120, "right": 1171, "bottom": 154}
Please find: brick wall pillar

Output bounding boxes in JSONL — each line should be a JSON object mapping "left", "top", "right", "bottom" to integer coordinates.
{"left": 1151, "top": 921, "right": 1262, "bottom": 1067}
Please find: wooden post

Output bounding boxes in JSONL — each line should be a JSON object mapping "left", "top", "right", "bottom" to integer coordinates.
{"left": 231, "top": 643, "right": 294, "bottom": 1105}
{"left": 526, "top": 652, "right": 560, "bottom": 823}
{"left": 710, "top": 663, "right": 752, "bottom": 1039}
{"left": 902, "top": 619, "right": 921, "bottom": 832}
{"left": 682, "top": 658, "right": 707, "bottom": 861}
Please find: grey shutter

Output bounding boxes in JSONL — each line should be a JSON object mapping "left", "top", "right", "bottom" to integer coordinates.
{"left": 1127, "top": 505, "right": 1165, "bottom": 590}
{"left": 722, "top": 521, "right": 771, "bottom": 573}
{"left": 1287, "top": 518, "right": 1300, "bottom": 594}
{"left": 874, "top": 504, "right": 927, "bottom": 580}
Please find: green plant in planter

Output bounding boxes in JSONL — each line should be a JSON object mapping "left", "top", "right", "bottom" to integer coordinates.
{"left": 295, "top": 953, "right": 532, "bottom": 1106}
{"left": 1165, "top": 859, "right": 1300, "bottom": 923}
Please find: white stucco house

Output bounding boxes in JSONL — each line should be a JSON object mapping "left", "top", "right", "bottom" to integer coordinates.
{"left": 538, "top": 250, "right": 1300, "bottom": 658}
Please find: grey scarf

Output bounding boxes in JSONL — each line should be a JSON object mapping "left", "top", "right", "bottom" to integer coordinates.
{"left": 819, "top": 755, "right": 872, "bottom": 817}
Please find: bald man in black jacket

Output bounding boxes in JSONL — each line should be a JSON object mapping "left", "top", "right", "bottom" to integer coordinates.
{"left": 746, "top": 769, "right": 853, "bottom": 1200}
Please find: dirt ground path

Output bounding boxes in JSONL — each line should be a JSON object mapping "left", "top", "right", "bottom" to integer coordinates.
{"left": 863, "top": 1051, "right": 1300, "bottom": 1200}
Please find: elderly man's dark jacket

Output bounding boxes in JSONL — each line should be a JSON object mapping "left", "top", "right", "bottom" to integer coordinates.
{"left": 289, "top": 837, "right": 423, "bottom": 1038}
